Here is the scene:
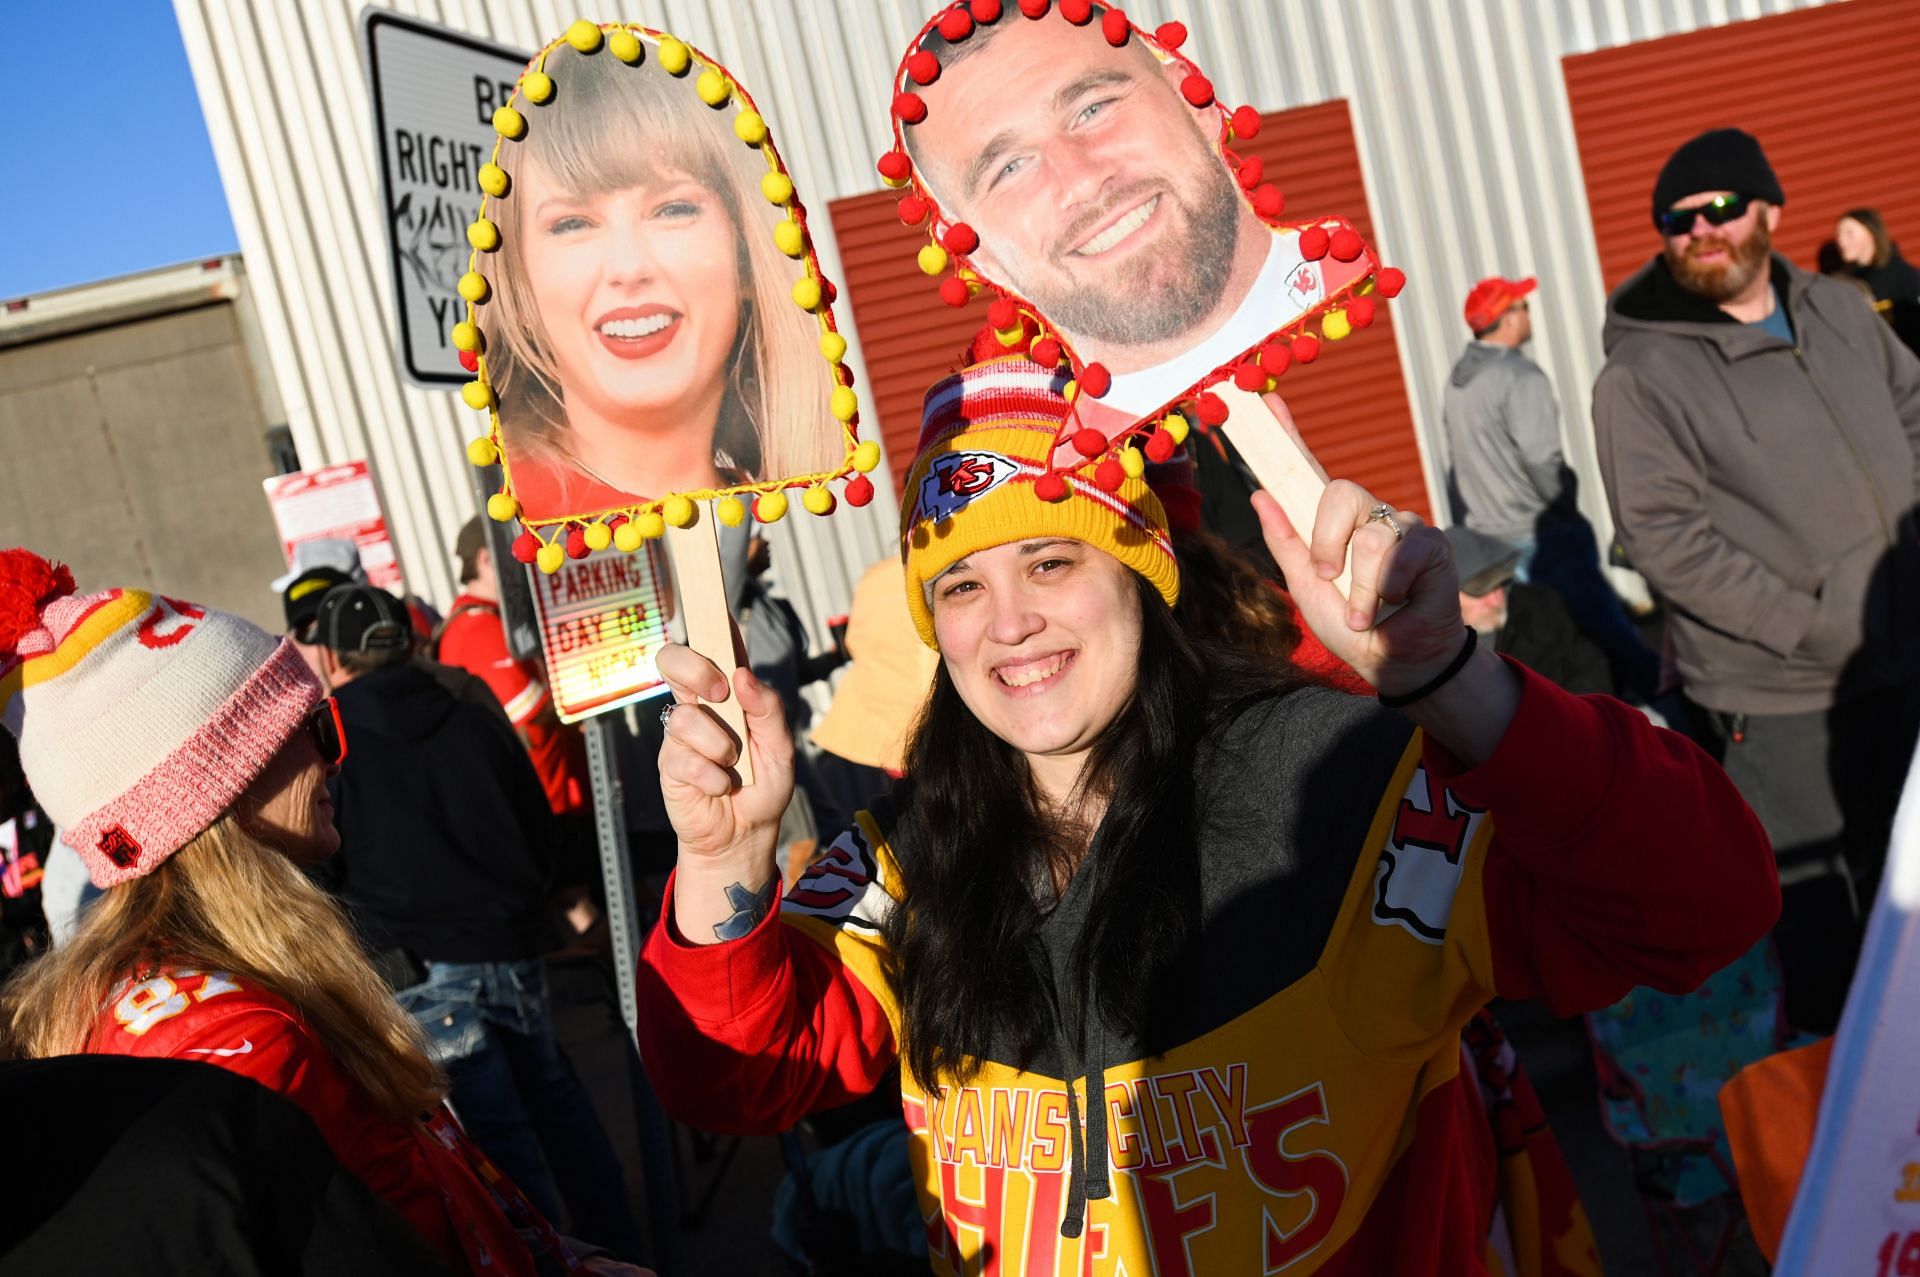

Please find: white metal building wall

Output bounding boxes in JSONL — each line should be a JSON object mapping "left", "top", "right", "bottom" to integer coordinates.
{"left": 173, "top": 0, "right": 1835, "bottom": 618}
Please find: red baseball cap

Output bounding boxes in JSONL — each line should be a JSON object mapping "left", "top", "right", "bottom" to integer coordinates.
{"left": 1463, "top": 276, "right": 1537, "bottom": 332}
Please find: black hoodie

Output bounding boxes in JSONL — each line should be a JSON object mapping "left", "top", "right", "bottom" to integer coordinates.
{"left": 328, "top": 662, "right": 560, "bottom": 962}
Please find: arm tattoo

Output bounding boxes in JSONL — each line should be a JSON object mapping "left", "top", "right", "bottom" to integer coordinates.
{"left": 713, "top": 877, "right": 778, "bottom": 942}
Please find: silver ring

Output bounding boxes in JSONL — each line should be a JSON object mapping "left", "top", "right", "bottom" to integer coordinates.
{"left": 659, "top": 703, "right": 678, "bottom": 731}
{"left": 1366, "top": 503, "right": 1405, "bottom": 541}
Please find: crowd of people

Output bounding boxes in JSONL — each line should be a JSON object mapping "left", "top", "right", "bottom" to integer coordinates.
{"left": 0, "top": 108, "right": 1916, "bottom": 1276}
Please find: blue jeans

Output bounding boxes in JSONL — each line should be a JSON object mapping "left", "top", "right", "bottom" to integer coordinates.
{"left": 397, "top": 959, "right": 641, "bottom": 1257}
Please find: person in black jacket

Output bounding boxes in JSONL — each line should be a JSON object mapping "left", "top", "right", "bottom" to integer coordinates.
{"left": 314, "top": 584, "right": 640, "bottom": 1258}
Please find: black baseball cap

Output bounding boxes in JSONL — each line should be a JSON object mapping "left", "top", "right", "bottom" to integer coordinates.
{"left": 283, "top": 567, "right": 355, "bottom": 635}
{"left": 316, "top": 585, "right": 412, "bottom": 655}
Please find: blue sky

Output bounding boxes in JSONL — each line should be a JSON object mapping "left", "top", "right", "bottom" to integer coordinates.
{"left": 1, "top": 1, "right": 237, "bottom": 298}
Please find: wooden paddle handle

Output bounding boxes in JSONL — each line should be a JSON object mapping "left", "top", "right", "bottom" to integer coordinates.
{"left": 662, "top": 506, "right": 754, "bottom": 787}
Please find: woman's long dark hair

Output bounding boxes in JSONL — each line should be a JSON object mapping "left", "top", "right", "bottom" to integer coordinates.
{"left": 882, "top": 570, "right": 1299, "bottom": 1086}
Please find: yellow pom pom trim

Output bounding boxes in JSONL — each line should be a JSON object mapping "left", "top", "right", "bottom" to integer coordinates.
{"left": 635, "top": 510, "right": 666, "bottom": 539}
{"left": 1165, "top": 414, "right": 1190, "bottom": 445}
{"left": 477, "top": 164, "right": 509, "bottom": 198}
{"left": 656, "top": 38, "right": 691, "bottom": 74}
{"left": 450, "top": 321, "right": 481, "bottom": 353}
{"left": 761, "top": 172, "right": 793, "bottom": 205}
{"left": 613, "top": 520, "right": 643, "bottom": 553}
{"left": 467, "top": 219, "right": 500, "bottom": 252}
{"left": 537, "top": 542, "right": 566, "bottom": 574}
{"left": 820, "top": 332, "right": 848, "bottom": 363}
{"left": 608, "top": 30, "right": 642, "bottom": 63}
{"left": 830, "top": 386, "right": 858, "bottom": 423}
{"left": 756, "top": 490, "right": 788, "bottom": 523}
{"left": 773, "top": 220, "right": 805, "bottom": 258}
{"left": 487, "top": 493, "right": 519, "bottom": 522}
{"left": 662, "top": 494, "right": 696, "bottom": 527}
{"left": 457, "top": 272, "right": 489, "bottom": 304}
{"left": 565, "top": 20, "right": 602, "bottom": 53}
{"left": 792, "top": 277, "right": 822, "bottom": 310}
{"left": 1063, "top": 379, "right": 1079, "bottom": 402}
{"left": 466, "top": 436, "right": 498, "bottom": 466}
{"left": 917, "top": 244, "right": 948, "bottom": 276}
{"left": 733, "top": 109, "right": 766, "bottom": 143}
{"left": 696, "top": 69, "right": 730, "bottom": 106}
{"left": 1120, "top": 446, "right": 1146, "bottom": 479}
{"left": 853, "top": 440, "right": 881, "bottom": 473}
{"left": 492, "top": 106, "right": 526, "bottom": 139}
{"left": 583, "top": 522, "right": 613, "bottom": 552}
{"left": 521, "top": 71, "right": 554, "bottom": 104}
{"left": 995, "top": 325, "right": 1024, "bottom": 347}
{"left": 461, "top": 380, "right": 495, "bottom": 410}
{"left": 1322, "top": 309, "right": 1352, "bottom": 341}
{"left": 715, "top": 496, "right": 746, "bottom": 527}
{"left": 802, "top": 486, "right": 833, "bottom": 516}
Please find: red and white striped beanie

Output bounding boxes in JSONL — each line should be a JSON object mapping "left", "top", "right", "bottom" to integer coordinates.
{"left": 900, "top": 351, "right": 1178, "bottom": 649}
{"left": 0, "top": 549, "right": 321, "bottom": 887}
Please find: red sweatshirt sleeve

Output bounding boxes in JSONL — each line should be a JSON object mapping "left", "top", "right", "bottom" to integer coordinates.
{"left": 634, "top": 819, "right": 902, "bottom": 1135}
{"left": 1431, "top": 658, "right": 1781, "bottom": 1015}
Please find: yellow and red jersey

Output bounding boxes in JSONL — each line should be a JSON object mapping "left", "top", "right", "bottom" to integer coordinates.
{"left": 637, "top": 662, "right": 1779, "bottom": 1275}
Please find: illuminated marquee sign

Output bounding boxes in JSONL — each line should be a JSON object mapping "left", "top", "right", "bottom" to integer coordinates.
{"left": 528, "top": 545, "right": 671, "bottom": 722}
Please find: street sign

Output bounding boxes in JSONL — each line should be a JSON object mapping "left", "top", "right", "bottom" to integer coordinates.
{"left": 529, "top": 546, "right": 673, "bottom": 723}
{"left": 361, "top": 8, "right": 528, "bottom": 387}
{"left": 262, "top": 460, "right": 403, "bottom": 591}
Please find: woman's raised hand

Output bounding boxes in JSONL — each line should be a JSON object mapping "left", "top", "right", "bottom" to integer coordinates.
{"left": 656, "top": 642, "right": 794, "bottom": 864}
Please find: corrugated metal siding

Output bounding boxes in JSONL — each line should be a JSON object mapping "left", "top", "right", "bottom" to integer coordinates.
{"left": 173, "top": 0, "right": 1838, "bottom": 621}
{"left": 1567, "top": 0, "right": 1920, "bottom": 290}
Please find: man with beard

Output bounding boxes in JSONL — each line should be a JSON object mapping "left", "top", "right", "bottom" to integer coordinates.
{"left": 1593, "top": 128, "right": 1920, "bottom": 1034}
{"left": 903, "top": 6, "right": 1353, "bottom": 424}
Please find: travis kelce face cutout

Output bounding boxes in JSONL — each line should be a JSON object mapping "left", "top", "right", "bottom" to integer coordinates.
{"left": 880, "top": 1, "right": 1403, "bottom": 455}
{"left": 458, "top": 22, "right": 879, "bottom": 574}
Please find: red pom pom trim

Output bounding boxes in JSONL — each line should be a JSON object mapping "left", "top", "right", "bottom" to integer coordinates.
{"left": 1232, "top": 360, "right": 1267, "bottom": 392}
{"left": 970, "top": 0, "right": 1004, "bottom": 21}
{"left": 943, "top": 222, "right": 980, "bottom": 255}
{"left": 1078, "top": 362, "right": 1112, "bottom": 398}
{"left": 893, "top": 92, "right": 927, "bottom": 124}
{"left": 1144, "top": 429, "right": 1176, "bottom": 463}
{"left": 939, "top": 278, "right": 972, "bottom": 307}
{"left": 1094, "top": 457, "right": 1125, "bottom": 492}
{"left": 1032, "top": 336, "right": 1064, "bottom": 366}
{"left": 938, "top": 9, "right": 975, "bottom": 41}
{"left": 1231, "top": 105, "right": 1262, "bottom": 139}
{"left": 511, "top": 532, "right": 541, "bottom": 564}
{"left": 1155, "top": 21, "right": 1188, "bottom": 47}
{"left": 1237, "top": 156, "right": 1264, "bottom": 190}
{"left": 1072, "top": 427, "right": 1108, "bottom": 457}
{"left": 906, "top": 50, "right": 940, "bottom": 85}
{"left": 845, "top": 474, "right": 875, "bottom": 508}
{"left": 566, "top": 527, "right": 590, "bottom": 559}
{"left": 1180, "top": 74, "right": 1214, "bottom": 107}
{"left": 1019, "top": 0, "right": 1049, "bottom": 15}
{"left": 1195, "top": 392, "right": 1229, "bottom": 426}
{"left": 458, "top": 349, "right": 479, "bottom": 373}
{"left": 877, "top": 150, "right": 912, "bottom": 181}
{"left": 1034, "top": 472, "right": 1069, "bottom": 502}
{"left": 1292, "top": 333, "right": 1322, "bottom": 363}
{"left": 898, "top": 195, "right": 929, "bottom": 225}
{"left": 0, "top": 549, "right": 76, "bottom": 655}
{"left": 1298, "top": 225, "right": 1330, "bottom": 260}
{"left": 1060, "top": 0, "right": 1093, "bottom": 23}
{"left": 987, "top": 297, "right": 1019, "bottom": 329}
{"left": 1329, "top": 228, "right": 1363, "bottom": 262}
{"left": 1259, "top": 341, "right": 1291, "bottom": 376}
{"left": 1376, "top": 266, "right": 1406, "bottom": 298}
{"left": 1101, "top": 8, "right": 1130, "bottom": 45}
{"left": 1252, "top": 184, "right": 1284, "bottom": 219}
{"left": 1348, "top": 296, "right": 1377, "bottom": 328}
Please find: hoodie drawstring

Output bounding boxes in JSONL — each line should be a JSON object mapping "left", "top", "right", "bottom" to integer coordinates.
{"left": 1059, "top": 994, "right": 1110, "bottom": 1239}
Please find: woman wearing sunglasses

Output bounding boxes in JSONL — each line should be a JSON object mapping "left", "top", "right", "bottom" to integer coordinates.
{"left": 0, "top": 550, "right": 641, "bottom": 1276}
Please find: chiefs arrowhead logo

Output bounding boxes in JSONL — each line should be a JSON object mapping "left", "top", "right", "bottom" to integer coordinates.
{"left": 914, "top": 451, "right": 1020, "bottom": 527}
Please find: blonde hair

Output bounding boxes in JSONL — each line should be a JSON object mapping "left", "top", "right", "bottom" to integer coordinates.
{"left": 486, "top": 43, "right": 838, "bottom": 504}
{"left": 0, "top": 817, "right": 444, "bottom": 1121}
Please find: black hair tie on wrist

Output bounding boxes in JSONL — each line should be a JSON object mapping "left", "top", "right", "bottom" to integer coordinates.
{"left": 1378, "top": 627, "right": 1478, "bottom": 709}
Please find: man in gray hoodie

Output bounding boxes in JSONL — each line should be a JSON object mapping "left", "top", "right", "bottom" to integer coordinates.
{"left": 1593, "top": 128, "right": 1920, "bottom": 1030}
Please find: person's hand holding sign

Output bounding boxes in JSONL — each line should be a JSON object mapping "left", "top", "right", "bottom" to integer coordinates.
{"left": 1254, "top": 478, "right": 1522, "bottom": 767}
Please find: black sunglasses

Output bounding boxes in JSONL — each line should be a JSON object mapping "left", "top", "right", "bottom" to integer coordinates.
{"left": 1655, "top": 193, "right": 1758, "bottom": 237}
{"left": 305, "top": 697, "right": 348, "bottom": 767}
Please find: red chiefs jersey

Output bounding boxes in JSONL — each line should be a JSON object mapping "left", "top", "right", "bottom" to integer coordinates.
{"left": 85, "top": 969, "right": 579, "bottom": 1275}
{"left": 437, "top": 593, "right": 589, "bottom": 815}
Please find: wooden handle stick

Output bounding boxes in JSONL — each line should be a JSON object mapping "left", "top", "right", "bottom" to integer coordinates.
{"left": 662, "top": 503, "right": 754, "bottom": 786}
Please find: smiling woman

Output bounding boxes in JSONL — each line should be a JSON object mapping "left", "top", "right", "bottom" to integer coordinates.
{"left": 485, "top": 41, "right": 840, "bottom": 520}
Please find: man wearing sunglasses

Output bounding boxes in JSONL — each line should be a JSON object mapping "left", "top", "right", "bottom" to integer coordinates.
{"left": 1594, "top": 127, "right": 1920, "bottom": 1035}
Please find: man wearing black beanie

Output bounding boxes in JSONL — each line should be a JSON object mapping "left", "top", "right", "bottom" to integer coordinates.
{"left": 1592, "top": 127, "right": 1920, "bottom": 1035}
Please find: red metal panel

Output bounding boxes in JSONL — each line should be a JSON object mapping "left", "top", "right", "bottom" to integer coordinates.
{"left": 1565, "top": 0, "right": 1920, "bottom": 291}
{"left": 828, "top": 97, "right": 1426, "bottom": 519}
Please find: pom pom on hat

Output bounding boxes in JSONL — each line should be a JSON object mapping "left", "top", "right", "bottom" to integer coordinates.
{"left": 0, "top": 549, "right": 76, "bottom": 656}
